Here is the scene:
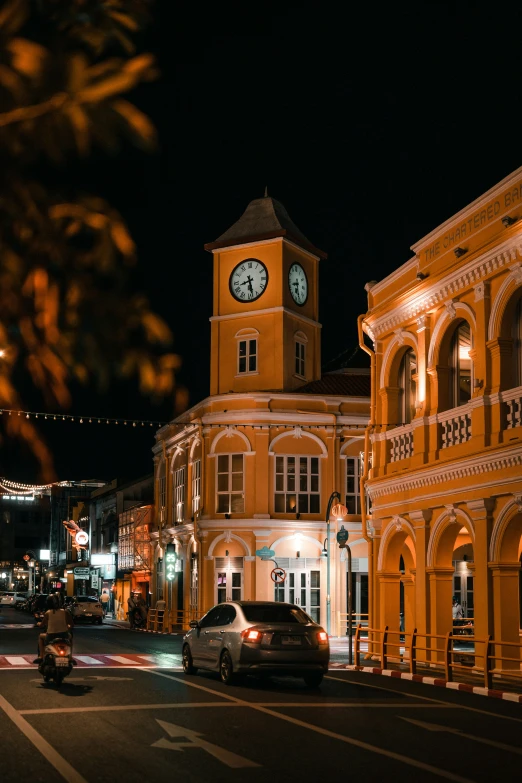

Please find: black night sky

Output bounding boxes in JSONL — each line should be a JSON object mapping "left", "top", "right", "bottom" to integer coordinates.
{"left": 5, "top": 3, "right": 522, "bottom": 484}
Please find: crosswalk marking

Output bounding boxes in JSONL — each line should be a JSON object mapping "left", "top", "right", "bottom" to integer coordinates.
{"left": 4, "top": 656, "right": 29, "bottom": 666}
{"left": 105, "top": 655, "right": 138, "bottom": 664}
{"left": 0, "top": 653, "right": 183, "bottom": 669}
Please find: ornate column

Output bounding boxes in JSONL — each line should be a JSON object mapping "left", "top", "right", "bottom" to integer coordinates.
{"left": 490, "top": 562, "right": 522, "bottom": 671}
{"left": 409, "top": 509, "right": 432, "bottom": 645}
{"left": 426, "top": 566, "right": 454, "bottom": 663}
{"left": 466, "top": 498, "right": 494, "bottom": 642}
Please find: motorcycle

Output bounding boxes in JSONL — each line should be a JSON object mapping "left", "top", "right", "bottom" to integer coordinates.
{"left": 38, "top": 635, "right": 73, "bottom": 685}
{"left": 133, "top": 609, "right": 148, "bottom": 630}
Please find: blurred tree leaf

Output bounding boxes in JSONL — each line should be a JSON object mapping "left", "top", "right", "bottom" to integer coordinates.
{"left": 0, "top": 1, "right": 178, "bottom": 481}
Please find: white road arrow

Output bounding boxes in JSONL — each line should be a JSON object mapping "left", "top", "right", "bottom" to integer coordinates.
{"left": 152, "top": 719, "right": 260, "bottom": 768}
{"left": 400, "top": 717, "right": 522, "bottom": 755}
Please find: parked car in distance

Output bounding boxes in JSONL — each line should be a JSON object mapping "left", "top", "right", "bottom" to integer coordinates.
{"left": 70, "top": 596, "right": 103, "bottom": 624}
{"left": 1, "top": 591, "right": 28, "bottom": 607}
{"left": 182, "top": 601, "right": 329, "bottom": 687}
{"left": 14, "top": 592, "right": 29, "bottom": 608}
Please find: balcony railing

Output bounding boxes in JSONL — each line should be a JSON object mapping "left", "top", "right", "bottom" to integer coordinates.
{"left": 502, "top": 385, "right": 522, "bottom": 429}
{"left": 388, "top": 428, "right": 414, "bottom": 462}
{"left": 439, "top": 408, "right": 472, "bottom": 448}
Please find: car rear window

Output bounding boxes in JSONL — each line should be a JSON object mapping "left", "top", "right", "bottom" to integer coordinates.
{"left": 241, "top": 605, "right": 312, "bottom": 624}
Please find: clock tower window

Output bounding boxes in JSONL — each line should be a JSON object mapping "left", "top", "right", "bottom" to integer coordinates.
{"left": 238, "top": 338, "right": 257, "bottom": 374}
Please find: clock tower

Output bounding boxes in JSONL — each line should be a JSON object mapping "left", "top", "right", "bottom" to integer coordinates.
{"left": 204, "top": 194, "right": 327, "bottom": 395}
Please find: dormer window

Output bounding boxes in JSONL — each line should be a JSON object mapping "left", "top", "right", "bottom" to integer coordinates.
{"left": 294, "top": 331, "right": 307, "bottom": 379}
{"left": 235, "top": 328, "right": 259, "bottom": 375}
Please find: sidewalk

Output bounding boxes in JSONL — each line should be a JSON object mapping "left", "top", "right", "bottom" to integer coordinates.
{"left": 329, "top": 636, "right": 522, "bottom": 703}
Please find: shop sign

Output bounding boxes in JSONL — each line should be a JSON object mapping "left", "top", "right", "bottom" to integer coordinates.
{"left": 73, "top": 567, "right": 90, "bottom": 579}
{"left": 255, "top": 546, "right": 275, "bottom": 560}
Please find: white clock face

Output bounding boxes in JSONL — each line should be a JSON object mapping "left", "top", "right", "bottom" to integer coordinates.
{"left": 229, "top": 258, "right": 268, "bottom": 302}
{"left": 288, "top": 263, "right": 308, "bottom": 305}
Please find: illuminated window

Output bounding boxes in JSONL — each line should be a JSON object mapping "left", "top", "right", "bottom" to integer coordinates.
{"left": 295, "top": 340, "right": 306, "bottom": 377}
{"left": 275, "top": 456, "right": 320, "bottom": 513}
{"left": 174, "top": 466, "right": 185, "bottom": 524}
{"left": 217, "top": 454, "right": 244, "bottom": 513}
{"left": 158, "top": 463, "right": 166, "bottom": 523}
{"left": 192, "top": 459, "right": 201, "bottom": 516}
{"left": 450, "top": 322, "right": 472, "bottom": 406}
{"left": 345, "top": 457, "right": 361, "bottom": 515}
{"left": 513, "top": 298, "right": 522, "bottom": 387}
{"left": 238, "top": 339, "right": 257, "bottom": 374}
{"left": 398, "top": 349, "right": 417, "bottom": 424}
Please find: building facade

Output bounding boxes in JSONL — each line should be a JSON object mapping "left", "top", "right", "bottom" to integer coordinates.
{"left": 152, "top": 194, "right": 371, "bottom": 632}
{"left": 363, "top": 166, "right": 522, "bottom": 663}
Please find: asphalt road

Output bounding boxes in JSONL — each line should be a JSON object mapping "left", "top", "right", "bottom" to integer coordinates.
{"left": 1, "top": 608, "right": 521, "bottom": 783}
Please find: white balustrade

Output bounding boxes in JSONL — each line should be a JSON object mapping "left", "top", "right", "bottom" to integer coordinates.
{"left": 440, "top": 410, "right": 472, "bottom": 448}
{"left": 387, "top": 426, "right": 414, "bottom": 462}
{"left": 504, "top": 392, "right": 522, "bottom": 429}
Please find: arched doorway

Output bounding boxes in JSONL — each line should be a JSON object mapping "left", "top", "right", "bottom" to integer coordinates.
{"left": 378, "top": 519, "right": 416, "bottom": 636}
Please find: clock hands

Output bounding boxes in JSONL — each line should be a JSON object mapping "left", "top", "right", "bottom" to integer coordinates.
{"left": 241, "top": 275, "right": 254, "bottom": 295}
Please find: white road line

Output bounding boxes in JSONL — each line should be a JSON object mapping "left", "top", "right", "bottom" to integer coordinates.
{"left": 75, "top": 656, "right": 105, "bottom": 665}
{"left": 105, "top": 655, "right": 137, "bottom": 664}
{"left": 4, "top": 656, "right": 30, "bottom": 665}
{"left": 19, "top": 702, "right": 457, "bottom": 715}
{"left": 145, "top": 671, "right": 478, "bottom": 783}
{"left": 20, "top": 702, "right": 239, "bottom": 714}
{"left": 138, "top": 655, "right": 157, "bottom": 661}
{"left": 0, "top": 692, "right": 88, "bottom": 783}
{"left": 324, "top": 674, "right": 522, "bottom": 724}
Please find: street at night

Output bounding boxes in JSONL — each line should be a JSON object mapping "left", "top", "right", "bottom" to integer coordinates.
{"left": 1, "top": 609, "right": 521, "bottom": 783}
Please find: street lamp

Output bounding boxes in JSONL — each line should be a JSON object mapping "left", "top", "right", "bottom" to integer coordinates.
{"left": 325, "top": 491, "right": 345, "bottom": 637}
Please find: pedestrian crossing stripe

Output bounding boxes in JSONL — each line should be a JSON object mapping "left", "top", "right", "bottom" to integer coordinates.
{"left": 0, "top": 653, "right": 183, "bottom": 669}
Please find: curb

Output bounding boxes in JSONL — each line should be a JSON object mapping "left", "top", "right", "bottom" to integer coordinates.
{"left": 330, "top": 663, "right": 522, "bottom": 703}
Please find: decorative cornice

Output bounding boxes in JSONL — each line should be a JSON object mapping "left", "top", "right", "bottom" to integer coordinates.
{"left": 366, "top": 239, "right": 521, "bottom": 340}
{"left": 367, "top": 443, "right": 522, "bottom": 500}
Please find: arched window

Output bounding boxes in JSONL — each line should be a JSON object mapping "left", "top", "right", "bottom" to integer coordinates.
{"left": 450, "top": 321, "right": 472, "bottom": 407}
{"left": 398, "top": 349, "right": 417, "bottom": 424}
{"left": 513, "top": 297, "right": 522, "bottom": 387}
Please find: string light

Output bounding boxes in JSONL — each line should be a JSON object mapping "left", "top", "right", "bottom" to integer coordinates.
{"left": 0, "top": 409, "right": 166, "bottom": 428}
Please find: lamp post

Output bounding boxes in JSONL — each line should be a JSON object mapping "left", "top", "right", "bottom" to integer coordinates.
{"left": 325, "top": 491, "right": 341, "bottom": 636}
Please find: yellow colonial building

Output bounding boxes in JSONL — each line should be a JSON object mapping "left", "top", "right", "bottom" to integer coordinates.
{"left": 363, "top": 166, "right": 522, "bottom": 661}
{"left": 151, "top": 194, "right": 370, "bottom": 633}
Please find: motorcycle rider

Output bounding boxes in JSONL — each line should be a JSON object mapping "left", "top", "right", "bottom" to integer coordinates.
{"left": 33, "top": 594, "right": 76, "bottom": 665}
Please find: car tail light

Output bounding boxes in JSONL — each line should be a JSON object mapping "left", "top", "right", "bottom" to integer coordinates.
{"left": 241, "top": 629, "right": 263, "bottom": 644}
{"left": 317, "top": 631, "right": 328, "bottom": 644}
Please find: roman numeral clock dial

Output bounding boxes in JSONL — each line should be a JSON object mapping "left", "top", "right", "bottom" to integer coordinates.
{"left": 229, "top": 258, "right": 268, "bottom": 302}
{"left": 288, "top": 263, "right": 308, "bottom": 306}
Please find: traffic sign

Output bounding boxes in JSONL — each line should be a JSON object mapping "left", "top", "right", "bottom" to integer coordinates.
{"left": 271, "top": 567, "right": 286, "bottom": 584}
{"left": 337, "top": 525, "right": 349, "bottom": 547}
{"left": 165, "top": 543, "right": 177, "bottom": 581}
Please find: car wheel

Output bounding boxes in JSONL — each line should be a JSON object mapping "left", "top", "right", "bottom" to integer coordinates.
{"left": 54, "top": 672, "right": 64, "bottom": 686}
{"left": 219, "top": 650, "right": 236, "bottom": 685}
{"left": 303, "top": 672, "right": 323, "bottom": 688}
{"left": 44, "top": 674, "right": 51, "bottom": 683}
{"left": 97, "top": 617, "right": 103, "bottom": 625}
{"left": 182, "top": 644, "right": 198, "bottom": 675}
